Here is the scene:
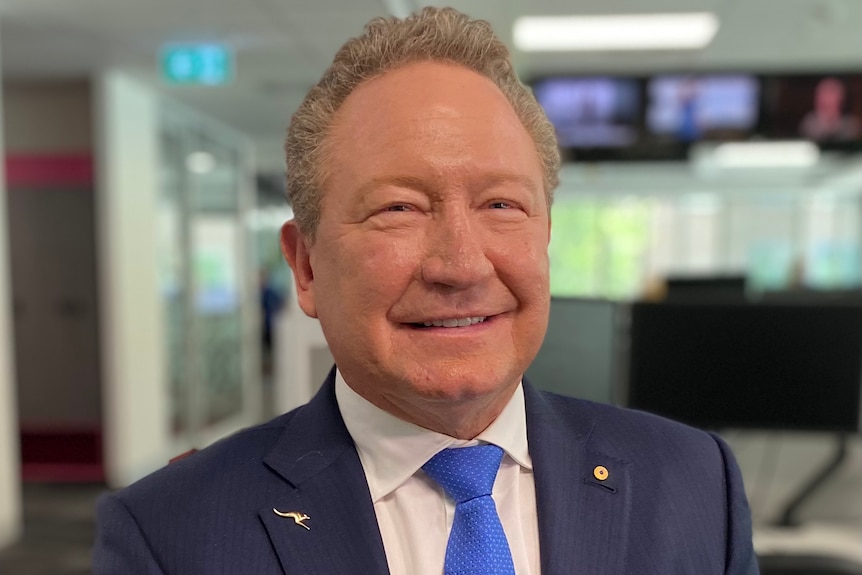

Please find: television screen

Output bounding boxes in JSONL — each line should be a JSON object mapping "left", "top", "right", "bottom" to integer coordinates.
{"left": 532, "top": 77, "right": 640, "bottom": 148}
{"left": 647, "top": 75, "right": 759, "bottom": 142}
{"left": 627, "top": 303, "right": 862, "bottom": 432}
{"left": 763, "top": 74, "right": 862, "bottom": 144}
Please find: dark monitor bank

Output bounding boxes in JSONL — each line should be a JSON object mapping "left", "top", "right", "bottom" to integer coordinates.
{"left": 627, "top": 302, "right": 862, "bottom": 432}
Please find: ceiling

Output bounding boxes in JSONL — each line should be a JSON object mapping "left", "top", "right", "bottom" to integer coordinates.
{"left": 1, "top": 0, "right": 861, "bottom": 172}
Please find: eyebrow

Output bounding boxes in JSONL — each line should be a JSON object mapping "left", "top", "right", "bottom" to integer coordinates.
{"left": 357, "top": 172, "right": 540, "bottom": 198}
{"left": 476, "top": 172, "right": 541, "bottom": 196}
{"left": 357, "top": 175, "right": 434, "bottom": 198}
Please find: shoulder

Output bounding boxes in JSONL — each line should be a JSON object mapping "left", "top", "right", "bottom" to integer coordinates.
{"left": 94, "top": 409, "right": 312, "bottom": 572}
{"left": 111, "top": 409, "right": 300, "bottom": 512}
{"left": 535, "top": 390, "right": 728, "bottom": 468}
{"left": 527, "top": 390, "right": 757, "bottom": 570}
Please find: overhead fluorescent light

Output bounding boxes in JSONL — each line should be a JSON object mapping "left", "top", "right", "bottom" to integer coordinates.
{"left": 513, "top": 13, "right": 719, "bottom": 52}
{"left": 712, "top": 141, "right": 820, "bottom": 169}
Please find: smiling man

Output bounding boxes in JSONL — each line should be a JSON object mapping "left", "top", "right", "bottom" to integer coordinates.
{"left": 284, "top": 59, "right": 551, "bottom": 442}
{"left": 94, "top": 7, "right": 758, "bottom": 575}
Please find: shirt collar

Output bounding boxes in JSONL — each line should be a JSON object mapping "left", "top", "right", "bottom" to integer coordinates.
{"left": 335, "top": 369, "right": 532, "bottom": 503}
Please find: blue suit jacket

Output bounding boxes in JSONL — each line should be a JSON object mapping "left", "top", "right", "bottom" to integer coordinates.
{"left": 93, "top": 371, "right": 758, "bottom": 574}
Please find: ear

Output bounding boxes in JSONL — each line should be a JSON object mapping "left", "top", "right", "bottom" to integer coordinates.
{"left": 280, "top": 220, "right": 318, "bottom": 318}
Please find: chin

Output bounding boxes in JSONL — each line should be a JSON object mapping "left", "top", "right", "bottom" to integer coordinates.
{"left": 405, "top": 361, "right": 519, "bottom": 402}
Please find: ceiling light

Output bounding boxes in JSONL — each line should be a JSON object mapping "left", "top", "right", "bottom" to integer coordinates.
{"left": 513, "top": 13, "right": 719, "bottom": 52}
{"left": 713, "top": 141, "right": 820, "bottom": 169}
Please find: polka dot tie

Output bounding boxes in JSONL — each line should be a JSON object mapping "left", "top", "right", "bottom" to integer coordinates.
{"left": 422, "top": 444, "right": 516, "bottom": 575}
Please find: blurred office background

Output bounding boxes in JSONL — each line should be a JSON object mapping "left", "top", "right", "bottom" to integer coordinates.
{"left": 0, "top": 0, "right": 860, "bottom": 573}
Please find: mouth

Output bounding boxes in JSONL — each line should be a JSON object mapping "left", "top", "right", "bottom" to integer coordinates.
{"left": 408, "top": 315, "right": 492, "bottom": 329}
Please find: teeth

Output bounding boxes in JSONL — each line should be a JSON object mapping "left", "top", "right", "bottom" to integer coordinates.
{"left": 422, "top": 316, "right": 487, "bottom": 328}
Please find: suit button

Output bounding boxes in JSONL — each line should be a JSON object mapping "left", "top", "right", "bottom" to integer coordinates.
{"left": 593, "top": 465, "right": 609, "bottom": 481}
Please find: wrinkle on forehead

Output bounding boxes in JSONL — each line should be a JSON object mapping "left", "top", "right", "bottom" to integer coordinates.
{"left": 328, "top": 63, "right": 539, "bottom": 178}
{"left": 327, "top": 60, "right": 525, "bottom": 152}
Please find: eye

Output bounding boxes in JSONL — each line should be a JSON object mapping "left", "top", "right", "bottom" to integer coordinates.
{"left": 384, "top": 204, "right": 413, "bottom": 212}
{"left": 487, "top": 200, "right": 523, "bottom": 210}
{"left": 482, "top": 198, "right": 529, "bottom": 222}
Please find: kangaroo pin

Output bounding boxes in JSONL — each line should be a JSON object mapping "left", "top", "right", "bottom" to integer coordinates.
{"left": 273, "top": 509, "right": 311, "bottom": 530}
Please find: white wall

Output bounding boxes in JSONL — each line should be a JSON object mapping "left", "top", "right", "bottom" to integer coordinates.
{"left": 0, "top": 41, "right": 23, "bottom": 549}
{"left": 96, "top": 72, "right": 169, "bottom": 487}
{"left": 275, "top": 309, "right": 330, "bottom": 414}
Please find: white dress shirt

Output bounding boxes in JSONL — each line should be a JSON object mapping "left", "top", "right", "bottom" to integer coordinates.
{"left": 335, "top": 370, "right": 540, "bottom": 575}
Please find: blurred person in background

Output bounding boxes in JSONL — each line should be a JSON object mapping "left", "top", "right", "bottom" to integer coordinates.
{"left": 800, "top": 76, "right": 861, "bottom": 141}
{"left": 259, "top": 267, "right": 284, "bottom": 379}
{"left": 93, "top": 7, "right": 758, "bottom": 574}
{"left": 676, "top": 77, "right": 702, "bottom": 142}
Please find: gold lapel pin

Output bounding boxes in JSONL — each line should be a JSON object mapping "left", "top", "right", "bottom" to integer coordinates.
{"left": 593, "top": 465, "right": 609, "bottom": 481}
{"left": 273, "top": 509, "right": 311, "bottom": 530}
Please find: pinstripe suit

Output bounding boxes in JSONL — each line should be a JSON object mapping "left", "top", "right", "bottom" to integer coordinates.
{"left": 93, "top": 368, "right": 758, "bottom": 574}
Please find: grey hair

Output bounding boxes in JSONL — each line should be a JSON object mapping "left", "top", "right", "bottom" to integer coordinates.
{"left": 285, "top": 6, "right": 560, "bottom": 238}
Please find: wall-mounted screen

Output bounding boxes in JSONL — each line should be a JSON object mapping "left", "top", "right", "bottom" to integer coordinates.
{"left": 647, "top": 75, "right": 759, "bottom": 142}
{"left": 764, "top": 74, "right": 862, "bottom": 145}
{"left": 530, "top": 70, "right": 862, "bottom": 159}
{"left": 532, "top": 77, "right": 640, "bottom": 148}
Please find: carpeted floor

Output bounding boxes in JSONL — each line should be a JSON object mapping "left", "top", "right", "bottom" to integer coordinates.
{"left": 0, "top": 483, "right": 104, "bottom": 575}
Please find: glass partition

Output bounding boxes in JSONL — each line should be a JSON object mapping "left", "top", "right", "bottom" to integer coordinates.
{"left": 550, "top": 159, "right": 862, "bottom": 300}
{"left": 158, "top": 103, "right": 259, "bottom": 443}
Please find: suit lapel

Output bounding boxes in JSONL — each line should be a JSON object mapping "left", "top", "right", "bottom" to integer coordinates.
{"left": 525, "top": 382, "right": 631, "bottom": 575}
{"left": 259, "top": 373, "right": 632, "bottom": 574}
{"left": 260, "top": 371, "right": 390, "bottom": 575}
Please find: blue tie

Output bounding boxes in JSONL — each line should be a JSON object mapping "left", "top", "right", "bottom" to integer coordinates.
{"left": 422, "top": 444, "right": 516, "bottom": 575}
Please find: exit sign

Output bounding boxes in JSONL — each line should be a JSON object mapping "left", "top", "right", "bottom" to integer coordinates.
{"left": 161, "top": 44, "right": 233, "bottom": 86}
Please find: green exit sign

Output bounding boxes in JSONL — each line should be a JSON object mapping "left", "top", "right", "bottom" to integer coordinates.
{"left": 161, "top": 44, "right": 233, "bottom": 86}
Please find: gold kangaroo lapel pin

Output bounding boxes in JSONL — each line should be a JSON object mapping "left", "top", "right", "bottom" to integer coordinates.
{"left": 273, "top": 509, "right": 311, "bottom": 530}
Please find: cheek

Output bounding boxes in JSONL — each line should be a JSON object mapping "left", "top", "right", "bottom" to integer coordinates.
{"left": 316, "top": 233, "right": 422, "bottom": 311}
{"left": 490, "top": 231, "right": 550, "bottom": 296}
{"left": 366, "top": 234, "right": 423, "bottom": 272}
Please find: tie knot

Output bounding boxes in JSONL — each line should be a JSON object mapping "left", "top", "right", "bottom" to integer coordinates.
{"left": 422, "top": 444, "right": 504, "bottom": 504}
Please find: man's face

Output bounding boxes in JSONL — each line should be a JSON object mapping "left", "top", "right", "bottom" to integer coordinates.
{"left": 283, "top": 61, "right": 551, "bottom": 427}
{"left": 815, "top": 78, "right": 844, "bottom": 115}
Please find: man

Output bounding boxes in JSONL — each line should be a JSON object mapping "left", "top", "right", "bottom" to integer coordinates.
{"left": 94, "top": 7, "right": 758, "bottom": 574}
{"left": 799, "top": 77, "right": 861, "bottom": 142}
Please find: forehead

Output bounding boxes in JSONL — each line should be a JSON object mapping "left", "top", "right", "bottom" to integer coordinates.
{"left": 323, "top": 61, "right": 541, "bottom": 186}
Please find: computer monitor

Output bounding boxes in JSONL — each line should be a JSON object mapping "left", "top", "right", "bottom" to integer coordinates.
{"left": 664, "top": 275, "right": 749, "bottom": 303}
{"left": 526, "top": 298, "right": 622, "bottom": 404}
{"left": 626, "top": 302, "right": 862, "bottom": 431}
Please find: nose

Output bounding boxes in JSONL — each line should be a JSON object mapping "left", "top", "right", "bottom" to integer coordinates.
{"left": 420, "top": 208, "right": 493, "bottom": 288}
